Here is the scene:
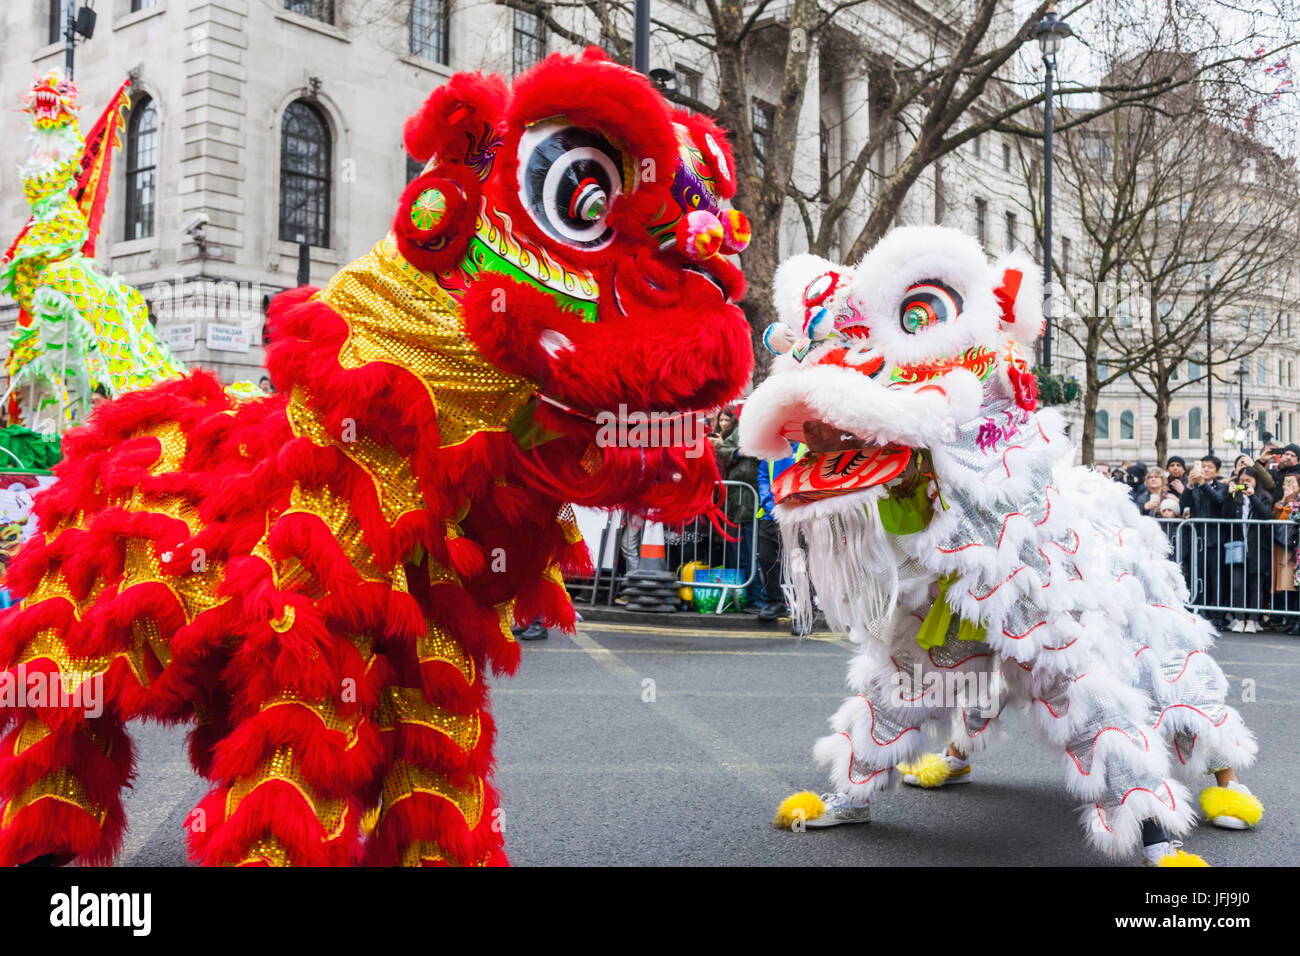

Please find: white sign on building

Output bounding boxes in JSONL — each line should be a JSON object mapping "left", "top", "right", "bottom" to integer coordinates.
{"left": 163, "top": 323, "right": 197, "bottom": 352}
{"left": 206, "top": 323, "right": 252, "bottom": 353}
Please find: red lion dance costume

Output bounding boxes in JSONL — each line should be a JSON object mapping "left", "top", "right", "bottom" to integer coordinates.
{"left": 0, "top": 51, "right": 752, "bottom": 866}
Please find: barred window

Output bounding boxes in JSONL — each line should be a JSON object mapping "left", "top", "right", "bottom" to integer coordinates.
{"left": 752, "top": 100, "right": 775, "bottom": 179}
{"left": 48, "top": 0, "right": 70, "bottom": 45}
{"left": 124, "top": 95, "right": 158, "bottom": 241}
{"left": 279, "top": 100, "right": 332, "bottom": 248}
{"left": 410, "top": 0, "right": 450, "bottom": 64}
{"left": 675, "top": 64, "right": 701, "bottom": 102}
{"left": 284, "top": 0, "right": 335, "bottom": 23}
{"left": 513, "top": 9, "right": 545, "bottom": 76}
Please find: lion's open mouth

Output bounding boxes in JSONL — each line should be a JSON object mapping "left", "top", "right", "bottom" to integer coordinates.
{"left": 774, "top": 419, "right": 913, "bottom": 505}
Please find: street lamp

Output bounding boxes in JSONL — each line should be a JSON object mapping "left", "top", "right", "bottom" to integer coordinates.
{"left": 633, "top": 0, "right": 650, "bottom": 74}
{"left": 1205, "top": 275, "right": 1213, "bottom": 457}
{"left": 1032, "top": 3, "right": 1075, "bottom": 372}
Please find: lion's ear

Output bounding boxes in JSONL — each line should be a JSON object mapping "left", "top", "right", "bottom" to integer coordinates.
{"left": 992, "top": 252, "right": 1043, "bottom": 347}
{"left": 403, "top": 72, "right": 507, "bottom": 166}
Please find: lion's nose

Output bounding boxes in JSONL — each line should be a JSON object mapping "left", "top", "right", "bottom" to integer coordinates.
{"left": 675, "top": 209, "right": 750, "bottom": 260}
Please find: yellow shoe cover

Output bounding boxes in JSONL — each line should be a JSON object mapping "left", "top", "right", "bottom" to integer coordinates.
{"left": 1158, "top": 849, "right": 1210, "bottom": 867}
{"left": 897, "top": 752, "right": 953, "bottom": 788}
{"left": 773, "top": 791, "right": 825, "bottom": 829}
{"left": 1200, "top": 785, "right": 1263, "bottom": 828}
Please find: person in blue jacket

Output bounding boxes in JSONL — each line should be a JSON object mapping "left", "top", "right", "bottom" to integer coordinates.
{"left": 756, "top": 444, "right": 805, "bottom": 622}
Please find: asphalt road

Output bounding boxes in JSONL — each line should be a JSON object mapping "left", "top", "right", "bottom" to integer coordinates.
{"left": 114, "top": 621, "right": 1298, "bottom": 866}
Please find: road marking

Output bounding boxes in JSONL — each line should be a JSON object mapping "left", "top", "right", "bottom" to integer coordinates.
{"left": 576, "top": 621, "right": 843, "bottom": 641}
{"left": 495, "top": 686, "right": 845, "bottom": 700}
{"left": 566, "top": 629, "right": 816, "bottom": 798}
{"left": 531, "top": 647, "right": 844, "bottom": 658}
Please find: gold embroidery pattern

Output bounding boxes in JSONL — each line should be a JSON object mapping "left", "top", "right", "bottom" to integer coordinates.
{"left": 379, "top": 760, "right": 484, "bottom": 830}
{"left": 225, "top": 746, "right": 347, "bottom": 839}
{"left": 144, "top": 422, "right": 187, "bottom": 476}
{"left": 286, "top": 391, "right": 423, "bottom": 526}
{"left": 131, "top": 616, "right": 172, "bottom": 670}
{"left": 1, "top": 767, "right": 107, "bottom": 827}
{"left": 319, "top": 236, "right": 539, "bottom": 449}
{"left": 557, "top": 503, "right": 584, "bottom": 545}
{"left": 236, "top": 836, "right": 291, "bottom": 867}
{"left": 281, "top": 483, "right": 386, "bottom": 583}
{"left": 261, "top": 692, "right": 363, "bottom": 744}
{"left": 24, "top": 570, "right": 93, "bottom": 620}
{"left": 377, "top": 686, "right": 481, "bottom": 753}
{"left": 17, "top": 627, "right": 147, "bottom": 692}
{"left": 416, "top": 622, "right": 475, "bottom": 685}
{"left": 496, "top": 600, "right": 516, "bottom": 644}
{"left": 12, "top": 717, "right": 51, "bottom": 756}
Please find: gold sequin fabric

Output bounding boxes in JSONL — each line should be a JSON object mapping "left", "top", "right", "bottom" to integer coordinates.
{"left": 320, "top": 234, "right": 539, "bottom": 448}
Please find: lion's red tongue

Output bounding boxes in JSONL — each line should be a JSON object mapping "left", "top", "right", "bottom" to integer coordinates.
{"left": 774, "top": 445, "right": 912, "bottom": 505}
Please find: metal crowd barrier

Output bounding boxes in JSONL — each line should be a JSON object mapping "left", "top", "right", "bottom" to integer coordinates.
{"left": 573, "top": 481, "right": 761, "bottom": 613}
{"left": 1157, "top": 516, "right": 1300, "bottom": 623}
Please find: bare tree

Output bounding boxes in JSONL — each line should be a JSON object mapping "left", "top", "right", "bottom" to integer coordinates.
{"left": 352, "top": 0, "right": 1299, "bottom": 380}
{"left": 1024, "top": 47, "right": 1298, "bottom": 464}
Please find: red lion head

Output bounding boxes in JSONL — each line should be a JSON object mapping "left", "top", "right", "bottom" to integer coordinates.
{"left": 385, "top": 49, "right": 754, "bottom": 519}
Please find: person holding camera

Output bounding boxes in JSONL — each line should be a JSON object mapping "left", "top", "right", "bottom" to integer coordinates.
{"left": 1181, "top": 455, "right": 1229, "bottom": 629}
{"left": 1272, "top": 473, "right": 1300, "bottom": 634}
{"left": 1221, "top": 467, "right": 1274, "bottom": 632}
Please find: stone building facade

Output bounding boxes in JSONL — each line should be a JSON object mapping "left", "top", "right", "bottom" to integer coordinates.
{"left": 1, "top": 0, "right": 1040, "bottom": 390}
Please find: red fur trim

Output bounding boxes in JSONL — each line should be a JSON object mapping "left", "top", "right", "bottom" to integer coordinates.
{"left": 404, "top": 72, "right": 507, "bottom": 165}
{"left": 995, "top": 268, "right": 1023, "bottom": 327}
{"left": 362, "top": 782, "right": 504, "bottom": 867}
{"left": 194, "top": 784, "right": 360, "bottom": 867}
{"left": 392, "top": 165, "right": 480, "bottom": 274}
{"left": 493, "top": 49, "right": 678, "bottom": 269}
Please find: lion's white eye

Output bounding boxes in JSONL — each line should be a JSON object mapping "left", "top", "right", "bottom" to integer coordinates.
{"left": 517, "top": 120, "right": 623, "bottom": 250}
{"left": 899, "top": 279, "right": 963, "bottom": 334}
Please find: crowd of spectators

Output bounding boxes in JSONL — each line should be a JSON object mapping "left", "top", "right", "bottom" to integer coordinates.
{"left": 1096, "top": 435, "right": 1300, "bottom": 634}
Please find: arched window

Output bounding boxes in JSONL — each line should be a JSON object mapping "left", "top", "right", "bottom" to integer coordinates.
{"left": 279, "top": 101, "right": 331, "bottom": 248}
{"left": 124, "top": 96, "right": 158, "bottom": 241}
{"left": 1188, "top": 407, "right": 1203, "bottom": 441}
{"left": 1095, "top": 410, "right": 1110, "bottom": 441}
{"left": 1120, "top": 410, "right": 1135, "bottom": 441}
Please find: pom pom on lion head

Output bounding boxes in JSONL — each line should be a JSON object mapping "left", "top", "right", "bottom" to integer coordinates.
{"left": 740, "top": 225, "right": 1042, "bottom": 507}
{"left": 384, "top": 49, "right": 752, "bottom": 520}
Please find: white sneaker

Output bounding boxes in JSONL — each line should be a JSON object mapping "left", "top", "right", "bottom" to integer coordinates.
{"left": 1244, "top": 620, "right": 1259, "bottom": 633}
{"left": 900, "top": 752, "right": 973, "bottom": 788}
{"left": 803, "top": 792, "right": 871, "bottom": 828}
{"left": 1229, "top": 619, "right": 1246, "bottom": 632}
{"left": 1141, "top": 840, "right": 1207, "bottom": 867}
{"left": 1206, "top": 781, "right": 1261, "bottom": 830}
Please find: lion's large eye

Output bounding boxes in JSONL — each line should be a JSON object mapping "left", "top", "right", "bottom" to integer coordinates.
{"left": 899, "top": 279, "right": 963, "bottom": 334}
{"left": 517, "top": 121, "right": 623, "bottom": 250}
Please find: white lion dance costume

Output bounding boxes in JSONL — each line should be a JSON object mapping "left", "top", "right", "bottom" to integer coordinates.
{"left": 741, "top": 226, "right": 1262, "bottom": 865}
